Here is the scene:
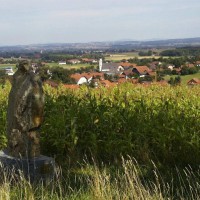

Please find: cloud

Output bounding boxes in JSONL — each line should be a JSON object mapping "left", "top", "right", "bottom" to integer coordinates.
{"left": 0, "top": 0, "right": 200, "bottom": 45}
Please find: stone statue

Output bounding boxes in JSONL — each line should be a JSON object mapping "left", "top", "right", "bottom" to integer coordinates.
{"left": 6, "top": 60, "right": 44, "bottom": 158}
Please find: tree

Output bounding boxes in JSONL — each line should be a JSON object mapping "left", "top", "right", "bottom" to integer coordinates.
{"left": 171, "top": 58, "right": 185, "bottom": 67}
{"left": 188, "top": 67, "right": 198, "bottom": 74}
{"left": 138, "top": 76, "right": 153, "bottom": 83}
{"left": 37, "top": 66, "right": 51, "bottom": 81}
{"left": 171, "top": 69, "right": 178, "bottom": 75}
{"left": 168, "top": 77, "right": 174, "bottom": 85}
{"left": 174, "top": 76, "right": 181, "bottom": 85}
{"left": 50, "top": 67, "right": 76, "bottom": 84}
{"left": 168, "top": 76, "right": 181, "bottom": 86}
{"left": 181, "top": 66, "right": 189, "bottom": 75}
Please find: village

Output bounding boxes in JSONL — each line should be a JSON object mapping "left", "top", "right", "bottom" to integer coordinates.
{"left": 40, "top": 53, "right": 200, "bottom": 88}
{"left": 1, "top": 53, "right": 200, "bottom": 88}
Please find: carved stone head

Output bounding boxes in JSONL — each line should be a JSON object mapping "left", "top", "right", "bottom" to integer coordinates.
{"left": 17, "top": 60, "right": 30, "bottom": 72}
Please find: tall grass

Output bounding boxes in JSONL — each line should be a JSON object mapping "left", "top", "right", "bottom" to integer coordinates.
{"left": 1, "top": 158, "right": 200, "bottom": 199}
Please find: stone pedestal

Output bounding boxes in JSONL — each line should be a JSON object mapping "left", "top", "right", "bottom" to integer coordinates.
{"left": 0, "top": 151, "right": 55, "bottom": 183}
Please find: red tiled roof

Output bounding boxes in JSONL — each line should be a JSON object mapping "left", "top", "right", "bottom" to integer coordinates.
{"left": 91, "top": 72, "right": 104, "bottom": 77}
{"left": 120, "top": 62, "right": 136, "bottom": 67}
{"left": 82, "top": 58, "right": 96, "bottom": 62}
{"left": 62, "top": 84, "right": 79, "bottom": 89}
{"left": 196, "top": 61, "right": 200, "bottom": 64}
{"left": 187, "top": 78, "right": 200, "bottom": 84}
{"left": 173, "top": 68, "right": 182, "bottom": 72}
{"left": 187, "top": 64, "right": 195, "bottom": 68}
{"left": 133, "top": 66, "right": 151, "bottom": 74}
{"left": 122, "top": 69, "right": 134, "bottom": 76}
{"left": 68, "top": 59, "right": 80, "bottom": 62}
{"left": 44, "top": 80, "right": 58, "bottom": 87}
{"left": 147, "top": 71, "right": 156, "bottom": 76}
{"left": 118, "top": 78, "right": 127, "bottom": 84}
{"left": 118, "top": 74, "right": 126, "bottom": 78}
{"left": 71, "top": 74, "right": 83, "bottom": 82}
{"left": 99, "top": 80, "right": 116, "bottom": 87}
{"left": 131, "top": 79, "right": 138, "bottom": 84}
{"left": 80, "top": 72, "right": 92, "bottom": 79}
{"left": 71, "top": 72, "right": 104, "bottom": 82}
{"left": 154, "top": 80, "right": 169, "bottom": 85}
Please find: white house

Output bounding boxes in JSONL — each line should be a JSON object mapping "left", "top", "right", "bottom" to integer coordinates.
{"left": 99, "top": 59, "right": 124, "bottom": 75}
{"left": 71, "top": 74, "right": 88, "bottom": 85}
{"left": 59, "top": 61, "right": 66, "bottom": 65}
{"left": 67, "top": 59, "right": 81, "bottom": 64}
{"left": 5, "top": 67, "right": 14, "bottom": 75}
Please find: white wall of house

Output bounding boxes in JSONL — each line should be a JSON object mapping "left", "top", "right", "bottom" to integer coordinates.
{"left": 59, "top": 61, "right": 66, "bottom": 65}
{"left": 117, "top": 66, "right": 124, "bottom": 71}
{"left": 69, "top": 60, "right": 80, "bottom": 64}
{"left": 102, "top": 69, "right": 110, "bottom": 72}
{"left": 5, "top": 67, "right": 14, "bottom": 75}
{"left": 77, "top": 77, "right": 88, "bottom": 85}
{"left": 99, "top": 59, "right": 103, "bottom": 71}
{"left": 87, "top": 77, "right": 93, "bottom": 83}
{"left": 168, "top": 65, "right": 174, "bottom": 71}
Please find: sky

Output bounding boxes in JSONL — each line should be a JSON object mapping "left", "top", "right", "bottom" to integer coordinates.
{"left": 0, "top": 0, "right": 200, "bottom": 45}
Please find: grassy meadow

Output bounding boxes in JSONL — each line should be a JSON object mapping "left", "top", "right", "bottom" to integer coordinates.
{"left": 104, "top": 52, "right": 169, "bottom": 62}
{"left": 165, "top": 72, "right": 200, "bottom": 84}
{"left": 46, "top": 62, "right": 97, "bottom": 69}
{"left": 105, "top": 52, "right": 138, "bottom": 61}
{"left": 0, "top": 64, "right": 16, "bottom": 69}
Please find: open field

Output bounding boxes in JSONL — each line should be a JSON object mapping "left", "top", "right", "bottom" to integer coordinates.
{"left": 46, "top": 62, "right": 97, "bottom": 69}
{"left": 105, "top": 52, "right": 138, "bottom": 61}
{"left": 105, "top": 52, "right": 170, "bottom": 61}
{"left": 165, "top": 72, "right": 200, "bottom": 84}
{"left": 0, "top": 64, "right": 16, "bottom": 69}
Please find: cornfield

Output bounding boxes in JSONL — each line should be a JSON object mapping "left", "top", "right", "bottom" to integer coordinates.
{"left": 41, "top": 82, "right": 200, "bottom": 168}
{"left": 0, "top": 81, "right": 200, "bottom": 199}
{"left": 0, "top": 82, "right": 200, "bottom": 168}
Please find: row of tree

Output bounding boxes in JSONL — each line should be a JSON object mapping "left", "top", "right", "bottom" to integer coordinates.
{"left": 160, "top": 47, "right": 200, "bottom": 57}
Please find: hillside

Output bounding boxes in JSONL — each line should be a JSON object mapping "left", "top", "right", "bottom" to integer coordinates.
{"left": 1, "top": 37, "right": 200, "bottom": 52}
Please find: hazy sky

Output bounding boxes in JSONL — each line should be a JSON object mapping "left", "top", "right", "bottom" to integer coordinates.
{"left": 0, "top": 0, "right": 200, "bottom": 45}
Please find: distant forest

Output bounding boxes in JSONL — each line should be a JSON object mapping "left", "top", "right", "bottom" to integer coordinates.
{"left": 160, "top": 47, "right": 200, "bottom": 57}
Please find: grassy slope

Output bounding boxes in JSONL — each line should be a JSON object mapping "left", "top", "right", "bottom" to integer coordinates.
{"left": 0, "top": 64, "right": 16, "bottom": 69}
{"left": 105, "top": 52, "right": 170, "bottom": 62}
{"left": 165, "top": 72, "right": 200, "bottom": 84}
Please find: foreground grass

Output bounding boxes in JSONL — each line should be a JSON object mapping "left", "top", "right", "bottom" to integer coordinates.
{"left": 1, "top": 158, "right": 200, "bottom": 200}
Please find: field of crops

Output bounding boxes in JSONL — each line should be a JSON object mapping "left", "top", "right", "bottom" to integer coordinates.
{"left": 46, "top": 62, "right": 97, "bottom": 69}
{"left": 1, "top": 82, "right": 200, "bottom": 168}
{"left": 0, "top": 64, "right": 16, "bottom": 69}
{"left": 105, "top": 52, "right": 169, "bottom": 61}
{"left": 0, "top": 82, "right": 200, "bottom": 198}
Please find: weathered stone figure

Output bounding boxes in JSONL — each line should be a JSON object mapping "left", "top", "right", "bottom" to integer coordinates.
{"left": 7, "top": 60, "right": 44, "bottom": 158}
